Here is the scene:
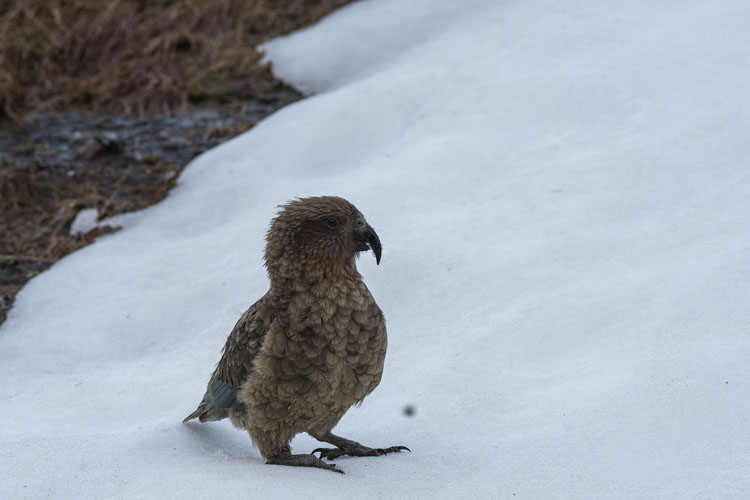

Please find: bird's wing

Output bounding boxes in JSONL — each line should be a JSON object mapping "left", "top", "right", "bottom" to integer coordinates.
{"left": 183, "top": 295, "right": 270, "bottom": 422}
{"left": 215, "top": 297, "right": 270, "bottom": 388}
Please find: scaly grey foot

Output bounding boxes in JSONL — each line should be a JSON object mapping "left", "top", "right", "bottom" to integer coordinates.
{"left": 312, "top": 432, "right": 410, "bottom": 460}
{"left": 266, "top": 453, "right": 344, "bottom": 473}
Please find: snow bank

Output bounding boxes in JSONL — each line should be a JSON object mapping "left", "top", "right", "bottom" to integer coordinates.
{"left": 2, "top": 0, "right": 749, "bottom": 498}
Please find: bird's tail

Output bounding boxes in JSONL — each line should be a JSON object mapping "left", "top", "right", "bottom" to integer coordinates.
{"left": 183, "top": 404, "right": 206, "bottom": 423}
{"left": 183, "top": 402, "right": 231, "bottom": 423}
{"left": 183, "top": 380, "right": 238, "bottom": 423}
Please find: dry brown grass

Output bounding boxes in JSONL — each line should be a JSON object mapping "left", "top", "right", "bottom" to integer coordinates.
{"left": 0, "top": 162, "right": 118, "bottom": 259}
{"left": 0, "top": 0, "right": 352, "bottom": 119}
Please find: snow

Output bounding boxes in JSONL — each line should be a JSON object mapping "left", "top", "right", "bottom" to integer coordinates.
{"left": 69, "top": 208, "right": 100, "bottom": 235}
{"left": 3, "top": 0, "right": 750, "bottom": 498}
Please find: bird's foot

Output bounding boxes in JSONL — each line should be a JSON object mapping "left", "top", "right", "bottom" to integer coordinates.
{"left": 266, "top": 453, "right": 344, "bottom": 474}
{"left": 313, "top": 443, "right": 410, "bottom": 461}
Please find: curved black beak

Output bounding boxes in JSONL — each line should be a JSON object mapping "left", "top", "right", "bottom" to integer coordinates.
{"left": 356, "top": 224, "right": 382, "bottom": 265}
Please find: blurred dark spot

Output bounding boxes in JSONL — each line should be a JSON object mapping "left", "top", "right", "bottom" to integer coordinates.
{"left": 403, "top": 405, "right": 415, "bottom": 417}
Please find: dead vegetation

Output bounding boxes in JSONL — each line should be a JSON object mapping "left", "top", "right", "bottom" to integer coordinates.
{"left": 0, "top": 0, "right": 352, "bottom": 119}
{"left": 0, "top": 0, "right": 354, "bottom": 324}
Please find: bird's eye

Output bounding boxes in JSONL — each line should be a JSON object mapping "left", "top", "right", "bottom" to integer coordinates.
{"left": 326, "top": 218, "right": 338, "bottom": 228}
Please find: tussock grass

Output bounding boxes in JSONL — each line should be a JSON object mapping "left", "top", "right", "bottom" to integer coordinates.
{"left": 0, "top": 0, "right": 351, "bottom": 119}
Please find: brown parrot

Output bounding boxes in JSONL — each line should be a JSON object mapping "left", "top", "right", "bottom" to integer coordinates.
{"left": 184, "top": 196, "right": 408, "bottom": 473}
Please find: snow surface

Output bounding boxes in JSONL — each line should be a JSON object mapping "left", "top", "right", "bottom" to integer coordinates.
{"left": 3, "top": 0, "right": 750, "bottom": 498}
{"left": 69, "top": 208, "right": 100, "bottom": 236}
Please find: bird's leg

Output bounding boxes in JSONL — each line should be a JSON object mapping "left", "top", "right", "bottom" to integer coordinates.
{"left": 312, "top": 432, "right": 410, "bottom": 461}
{"left": 266, "top": 453, "right": 344, "bottom": 473}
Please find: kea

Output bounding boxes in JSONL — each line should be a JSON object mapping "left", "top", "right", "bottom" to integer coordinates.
{"left": 184, "top": 196, "right": 408, "bottom": 473}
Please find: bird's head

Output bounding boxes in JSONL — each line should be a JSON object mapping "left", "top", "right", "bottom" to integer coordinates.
{"left": 264, "top": 196, "right": 382, "bottom": 281}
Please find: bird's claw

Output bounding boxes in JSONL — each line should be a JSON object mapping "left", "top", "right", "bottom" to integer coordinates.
{"left": 384, "top": 445, "right": 411, "bottom": 454}
{"left": 313, "top": 444, "right": 410, "bottom": 460}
